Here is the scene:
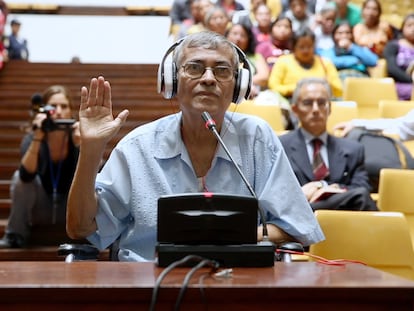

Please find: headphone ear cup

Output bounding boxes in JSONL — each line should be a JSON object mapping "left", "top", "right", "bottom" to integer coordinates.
{"left": 233, "top": 68, "right": 251, "bottom": 104}
{"left": 159, "top": 61, "right": 177, "bottom": 99}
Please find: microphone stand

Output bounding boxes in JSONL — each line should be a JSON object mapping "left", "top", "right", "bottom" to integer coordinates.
{"left": 201, "top": 111, "right": 269, "bottom": 241}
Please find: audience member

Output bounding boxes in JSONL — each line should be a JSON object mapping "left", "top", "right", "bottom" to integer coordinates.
{"left": 251, "top": 4, "right": 273, "bottom": 45}
{"left": 383, "top": 13, "right": 414, "bottom": 100}
{"left": 216, "top": 0, "right": 245, "bottom": 19}
{"left": 333, "top": 0, "right": 362, "bottom": 27}
{"left": 352, "top": 0, "right": 394, "bottom": 57}
{"left": 175, "top": 0, "right": 204, "bottom": 39}
{"left": 0, "top": 85, "right": 80, "bottom": 248}
{"left": 66, "top": 31, "right": 324, "bottom": 261}
{"left": 226, "top": 22, "right": 270, "bottom": 98}
{"left": 314, "top": 2, "right": 337, "bottom": 52}
{"left": 268, "top": 27, "right": 342, "bottom": 100}
{"left": 281, "top": 0, "right": 321, "bottom": 14}
{"left": 204, "top": 5, "right": 230, "bottom": 36}
{"left": 4, "top": 19, "right": 29, "bottom": 60}
{"left": 317, "top": 21, "right": 378, "bottom": 83}
{"left": 0, "top": 1, "right": 7, "bottom": 34}
{"left": 0, "top": 0, "right": 8, "bottom": 69}
{"left": 279, "top": 77, "right": 378, "bottom": 211}
{"left": 256, "top": 15, "right": 293, "bottom": 70}
{"left": 175, "top": 0, "right": 214, "bottom": 40}
{"left": 334, "top": 109, "right": 414, "bottom": 141}
{"left": 250, "top": 0, "right": 282, "bottom": 22}
{"left": 178, "top": 0, "right": 214, "bottom": 38}
{"left": 0, "top": 0, "right": 7, "bottom": 36}
{"left": 169, "top": 0, "right": 193, "bottom": 37}
{"left": 71, "top": 55, "right": 81, "bottom": 63}
{"left": 283, "top": 0, "right": 316, "bottom": 35}
{"left": 314, "top": 0, "right": 329, "bottom": 15}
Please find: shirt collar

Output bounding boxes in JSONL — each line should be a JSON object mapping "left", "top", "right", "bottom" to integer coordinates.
{"left": 154, "top": 112, "right": 242, "bottom": 166}
{"left": 300, "top": 128, "right": 328, "bottom": 146}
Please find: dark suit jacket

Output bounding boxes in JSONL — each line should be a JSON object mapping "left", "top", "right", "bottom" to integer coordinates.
{"left": 279, "top": 129, "right": 372, "bottom": 191}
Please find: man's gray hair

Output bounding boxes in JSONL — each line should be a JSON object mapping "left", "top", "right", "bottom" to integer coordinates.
{"left": 291, "top": 77, "right": 333, "bottom": 104}
{"left": 172, "top": 31, "right": 239, "bottom": 69}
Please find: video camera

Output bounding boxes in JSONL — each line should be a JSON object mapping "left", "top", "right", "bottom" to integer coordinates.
{"left": 31, "top": 93, "right": 76, "bottom": 132}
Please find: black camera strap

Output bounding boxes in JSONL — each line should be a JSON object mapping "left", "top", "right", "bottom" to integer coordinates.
{"left": 45, "top": 132, "right": 68, "bottom": 224}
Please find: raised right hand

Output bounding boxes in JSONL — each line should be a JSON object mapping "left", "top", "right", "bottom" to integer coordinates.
{"left": 79, "top": 76, "right": 129, "bottom": 149}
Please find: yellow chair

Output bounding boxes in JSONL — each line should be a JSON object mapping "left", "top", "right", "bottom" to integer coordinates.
{"left": 379, "top": 100, "right": 414, "bottom": 118}
{"left": 377, "top": 168, "right": 414, "bottom": 250}
{"left": 228, "top": 101, "right": 285, "bottom": 132}
{"left": 327, "top": 101, "right": 358, "bottom": 135}
{"left": 403, "top": 140, "right": 414, "bottom": 157}
{"left": 342, "top": 77, "right": 398, "bottom": 119}
{"left": 378, "top": 101, "right": 414, "bottom": 156}
{"left": 367, "top": 58, "right": 387, "bottom": 78}
{"left": 309, "top": 210, "right": 414, "bottom": 280}
{"left": 381, "top": 13, "right": 403, "bottom": 29}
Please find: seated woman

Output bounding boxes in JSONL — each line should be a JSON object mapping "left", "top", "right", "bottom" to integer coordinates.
{"left": 256, "top": 15, "right": 293, "bottom": 70}
{"left": 317, "top": 21, "right": 378, "bottom": 83}
{"left": 268, "top": 27, "right": 342, "bottom": 100}
{"left": 268, "top": 27, "right": 342, "bottom": 128}
{"left": 383, "top": 13, "right": 414, "bottom": 100}
{"left": 225, "top": 22, "right": 270, "bottom": 99}
{"left": 352, "top": 0, "right": 394, "bottom": 57}
{"left": 204, "top": 5, "right": 230, "bottom": 36}
{"left": 251, "top": 3, "right": 273, "bottom": 45}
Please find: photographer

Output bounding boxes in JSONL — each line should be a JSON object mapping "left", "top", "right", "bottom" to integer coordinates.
{"left": 0, "top": 85, "right": 80, "bottom": 248}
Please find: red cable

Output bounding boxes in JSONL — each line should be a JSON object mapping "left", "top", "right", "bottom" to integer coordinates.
{"left": 275, "top": 248, "right": 367, "bottom": 266}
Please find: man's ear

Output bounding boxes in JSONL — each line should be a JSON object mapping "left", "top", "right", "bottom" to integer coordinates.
{"left": 327, "top": 101, "right": 331, "bottom": 115}
{"left": 291, "top": 103, "right": 299, "bottom": 116}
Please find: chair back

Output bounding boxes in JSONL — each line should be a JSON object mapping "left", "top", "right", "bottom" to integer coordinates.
{"left": 377, "top": 168, "right": 414, "bottom": 249}
{"left": 310, "top": 210, "right": 414, "bottom": 280}
{"left": 342, "top": 77, "right": 398, "bottom": 119}
{"left": 327, "top": 101, "right": 358, "bottom": 135}
{"left": 379, "top": 100, "right": 414, "bottom": 118}
{"left": 228, "top": 101, "right": 285, "bottom": 131}
{"left": 367, "top": 58, "right": 387, "bottom": 78}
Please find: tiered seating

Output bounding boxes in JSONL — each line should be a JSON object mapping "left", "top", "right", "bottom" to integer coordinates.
{"left": 342, "top": 77, "right": 398, "bottom": 119}
{"left": 377, "top": 168, "right": 414, "bottom": 250}
{"left": 309, "top": 210, "right": 414, "bottom": 280}
{"left": 0, "top": 60, "right": 178, "bottom": 259}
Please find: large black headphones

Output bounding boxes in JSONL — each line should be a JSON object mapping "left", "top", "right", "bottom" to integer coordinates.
{"left": 157, "top": 37, "right": 252, "bottom": 104}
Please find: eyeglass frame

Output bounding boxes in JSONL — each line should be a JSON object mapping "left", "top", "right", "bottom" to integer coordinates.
{"left": 297, "top": 98, "right": 330, "bottom": 110}
{"left": 180, "top": 62, "right": 237, "bottom": 82}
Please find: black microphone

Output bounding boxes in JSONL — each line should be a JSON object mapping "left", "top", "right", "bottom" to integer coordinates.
{"left": 201, "top": 111, "right": 269, "bottom": 241}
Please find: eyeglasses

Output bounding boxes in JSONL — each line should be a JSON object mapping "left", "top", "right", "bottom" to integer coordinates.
{"left": 299, "top": 98, "right": 329, "bottom": 109}
{"left": 181, "top": 62, "right": 235, "bottom": 82}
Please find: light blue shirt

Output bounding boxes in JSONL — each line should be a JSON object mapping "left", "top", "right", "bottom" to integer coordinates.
{"left": 88, "top": 112, "right": 324, "bottom": 261}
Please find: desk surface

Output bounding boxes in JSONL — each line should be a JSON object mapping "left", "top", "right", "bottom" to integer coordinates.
{"left": 0, "top": 261, "right": 413, "bottom": 311}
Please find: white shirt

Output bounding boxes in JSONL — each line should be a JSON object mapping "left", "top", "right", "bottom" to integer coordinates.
{"left": 352, "top": 109, "right": 414, "bottom": 141}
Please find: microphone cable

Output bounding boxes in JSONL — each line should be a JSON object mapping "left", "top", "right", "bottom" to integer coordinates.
{"left": 174, "top": 258, "right": 219, "bottom": 311}
{"left": 149, "top": 255, "right": 219, "bottom": 311}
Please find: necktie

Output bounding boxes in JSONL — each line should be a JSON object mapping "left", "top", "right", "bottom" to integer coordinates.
{"left": 312, "top": 138, "right": 329, "bottom": 181}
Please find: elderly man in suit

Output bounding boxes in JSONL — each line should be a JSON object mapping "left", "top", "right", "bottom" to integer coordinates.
{"left": 279, "top": 77, "right": 377, "bottom": 211}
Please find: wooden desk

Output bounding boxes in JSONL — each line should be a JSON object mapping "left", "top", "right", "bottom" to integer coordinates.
{"left": 0, "top": 261, "right": 413, "bottom": 310}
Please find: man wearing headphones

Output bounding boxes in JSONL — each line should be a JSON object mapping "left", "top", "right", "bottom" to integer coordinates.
{"left": 66, "top": 31, "right": 324, "bottom": 261}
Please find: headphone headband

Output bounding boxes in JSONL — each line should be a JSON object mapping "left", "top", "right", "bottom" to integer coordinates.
{"left": 157, "top": 36, "right": 252, "bottom": 104}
